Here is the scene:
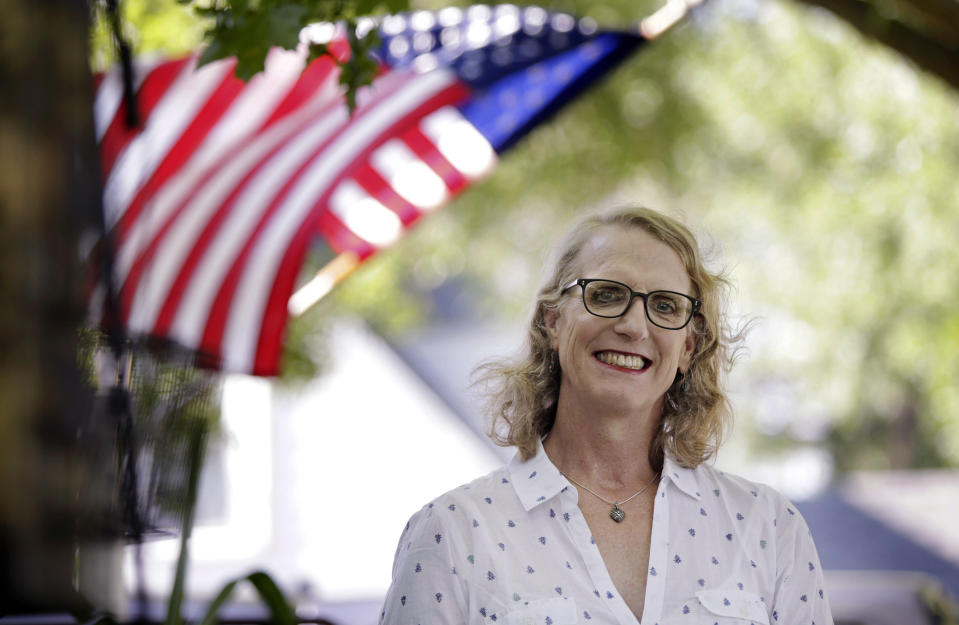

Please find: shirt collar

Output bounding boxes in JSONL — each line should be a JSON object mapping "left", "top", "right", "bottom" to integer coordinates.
{"left": 508, "top": 439, "right": 571, "bottom": 512}
{"left": 509, "top": 441, "right": 705, "bottom": 509}
{"left": 662, "top": 454, "right": 703, "bottom": 501}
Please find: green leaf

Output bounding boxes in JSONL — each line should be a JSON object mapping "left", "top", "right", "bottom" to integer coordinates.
{"left": 197, "top": 571, "right": 295, "bottom": 625}
{"left": 196, "top": 579, "right": 240, "bottom": 625}
{"left": 247, "top": 571, "right": 297, "bottom": 625}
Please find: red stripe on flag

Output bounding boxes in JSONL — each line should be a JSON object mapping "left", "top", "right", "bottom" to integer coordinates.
{"left": 349, "top": 163, "right": 421, "bottom": 225}
{"left": 115, "top": 61, "right": 244, "bottom": 241}
{"left": 148, "top": 97, "right": 349, "bottom": 336}
{"left": 315, "top": 209, "right": 378, "bottom": 258}
{"left": 260, "top": 42, "right": 346, "bottom": 129}
{"left": 250, "top": 78, "right": 472, "bottom": 374}
{"left": 191, "top": 73, "right": 421, "bottom": 367}
{"left": 98, "top": 58, "right": 190, "bottom": 178}
{"left": 401, "top": 126, "right": 470, "bottom": 195}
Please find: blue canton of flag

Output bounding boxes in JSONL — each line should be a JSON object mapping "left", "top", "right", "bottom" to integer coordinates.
{"left": 374, "top": 5, "right": 644, "bottom": 151}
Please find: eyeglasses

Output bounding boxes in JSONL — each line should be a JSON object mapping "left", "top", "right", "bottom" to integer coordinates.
{"left": 563, "top": 278, "right": 701, "bottom": 330}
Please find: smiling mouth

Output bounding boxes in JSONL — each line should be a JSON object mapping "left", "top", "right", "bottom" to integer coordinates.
{"left": 594, "top": 351, "right": 652, "bottom": 371}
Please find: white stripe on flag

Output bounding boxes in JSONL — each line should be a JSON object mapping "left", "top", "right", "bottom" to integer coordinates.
{"left": 125, "top": 94, "right": 350, "bottom": 337}
{"left": 162, "top": 106, "right": 350, "bottom": 345}
{"left": 189, "top": 48, "right": 306, "bottom": 172}
{"left": 329, "top": 179, "right": 403, "bottom": 247}
{"left": 221, "top": 69, "right": 459, "bottom": 372}
{"left": 161, "top": 69, "right": 417, "bottom": 348}
{"left": 371, "top": 139, "right": 448, "bottom": 210}
{"left": 102, "top": 57, "right": 228, "bottom": 229}
{"left": 113, "top": 49, "right": 321, "bottom": 288}
{"left": 94, "top": 57, "right": 162, "bottom": 141}
{"left": 419, "top": 106, "right": 497, "bottom": 179}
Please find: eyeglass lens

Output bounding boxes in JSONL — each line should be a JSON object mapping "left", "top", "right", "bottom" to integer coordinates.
{"left": 582, "top": 280, "right": 692, "bottom": 328}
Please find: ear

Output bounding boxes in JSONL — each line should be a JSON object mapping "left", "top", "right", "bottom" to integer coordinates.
{"left": 544, "top": 306, "right": 561, "bottom": 350}
{"left": 678, "top": 325, "right": 697, "bottom": 373}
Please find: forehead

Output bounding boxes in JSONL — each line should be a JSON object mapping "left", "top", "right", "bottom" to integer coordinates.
{"left": 574, "top": 225, "right": 691, "bottom": 292}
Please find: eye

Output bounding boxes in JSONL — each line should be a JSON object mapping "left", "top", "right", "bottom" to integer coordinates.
{"left": 649, "top": 293, "right": 681, "bottom": 315}
{"left": 587, "top": 283, "right": 628, "bottom": 306}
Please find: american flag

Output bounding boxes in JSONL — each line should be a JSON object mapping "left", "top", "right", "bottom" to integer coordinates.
{"left": 93, "top": 5, "right": 645, "bottom": 376}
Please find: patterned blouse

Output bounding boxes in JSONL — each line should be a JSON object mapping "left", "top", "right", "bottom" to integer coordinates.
{"left": 380, "top": 441, "right": 833, "bottom": 625}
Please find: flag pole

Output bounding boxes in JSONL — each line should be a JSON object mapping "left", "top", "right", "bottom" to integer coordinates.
{"left": 287, "top": 251, "right": 359, "bottom": 317}
{"left": 638, "top": 0, "right": 706, "bottom": 39}
{"left": 288, "top": 0, "right": 705, "bottom": 319}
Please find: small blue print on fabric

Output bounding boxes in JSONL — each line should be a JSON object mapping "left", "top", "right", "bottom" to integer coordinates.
{"left": 529, "top": 471, "right": 537, "bottom": 479}
{"left": 435, "top": 534, "right": 442, "bottom": 544}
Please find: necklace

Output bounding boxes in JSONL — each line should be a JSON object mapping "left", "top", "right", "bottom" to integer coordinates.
{"left": 561, "top": 471, "right": 661, "bottom": 523}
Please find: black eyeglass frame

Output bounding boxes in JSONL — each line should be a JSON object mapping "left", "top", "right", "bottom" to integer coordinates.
{"left": 563, "top": 278, "right": 702, "bottom": 330}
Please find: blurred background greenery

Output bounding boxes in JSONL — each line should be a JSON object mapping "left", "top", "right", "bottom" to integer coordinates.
{"left": 89, "top": 0, "right": 959, "bottom": 475}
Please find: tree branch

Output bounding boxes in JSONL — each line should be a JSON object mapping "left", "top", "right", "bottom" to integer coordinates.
{"left": 793, "top": 0, "right": 959, "bottom": 92}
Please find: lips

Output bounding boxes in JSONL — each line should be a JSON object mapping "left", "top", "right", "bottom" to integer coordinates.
{"left": 594, "top": 350, "right": 652, "bottom": 371}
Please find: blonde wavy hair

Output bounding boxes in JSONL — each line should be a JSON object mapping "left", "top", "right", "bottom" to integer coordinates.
{"left": 478, "top": 207, "right": 742, "bottom": 470}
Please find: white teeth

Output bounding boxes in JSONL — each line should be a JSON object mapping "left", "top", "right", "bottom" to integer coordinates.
{"left": 596, "top": 351, "right": 649, "bottom": 370}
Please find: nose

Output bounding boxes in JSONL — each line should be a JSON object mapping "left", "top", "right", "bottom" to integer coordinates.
{"left": 612, "top": 295, "right": 650, "bottom": 339}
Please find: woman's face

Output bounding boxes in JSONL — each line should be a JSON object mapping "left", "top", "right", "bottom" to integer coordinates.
{"left": 545, "top": 226, "right": 697, "bottom": 419}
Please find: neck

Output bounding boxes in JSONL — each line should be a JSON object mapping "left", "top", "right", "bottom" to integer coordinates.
{"left": 543, "top": 387, "right": 662, "bottom": 493}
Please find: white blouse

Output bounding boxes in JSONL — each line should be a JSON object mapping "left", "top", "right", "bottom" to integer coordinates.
{"left": 380, "top": 441, "right": 833, "bottom": 625}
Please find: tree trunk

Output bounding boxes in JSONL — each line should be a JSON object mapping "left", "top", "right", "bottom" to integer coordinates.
{"left": 0, "top": 0, "right": 104, "bottom": 614}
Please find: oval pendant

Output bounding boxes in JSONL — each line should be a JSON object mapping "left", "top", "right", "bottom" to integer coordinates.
{"left": 609, "top": 505, "right": 625, "bottom": 523}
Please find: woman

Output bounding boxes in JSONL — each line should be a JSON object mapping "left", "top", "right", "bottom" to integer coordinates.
{"left": 380, "top": 208, "right": 832, "bottom": 625}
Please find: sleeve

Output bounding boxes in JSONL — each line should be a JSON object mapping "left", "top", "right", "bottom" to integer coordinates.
{"left": 380, "top": 503, "right": 471, "bottom": 625}
{"left": 771, "top": 495, "right": 834, "bottom": 625}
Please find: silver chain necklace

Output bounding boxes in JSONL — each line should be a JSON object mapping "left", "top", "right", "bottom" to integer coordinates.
{"left": 561, "top": 471, "right": 661, "bottom": 523}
